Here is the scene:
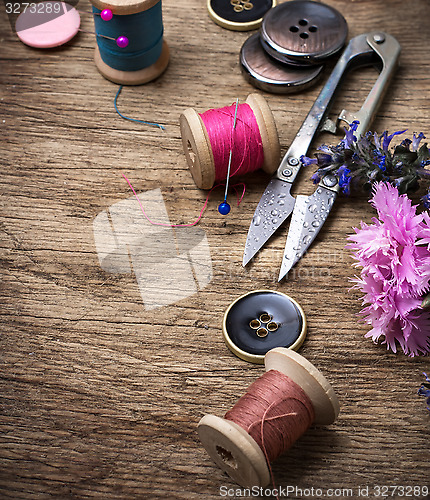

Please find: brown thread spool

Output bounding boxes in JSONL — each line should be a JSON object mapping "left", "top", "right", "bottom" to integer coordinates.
{"left": 197, "top": 348, "right": 339, "bottom": 487}
{"left": 179, "top": 94, "right": 280, "bottom": 189}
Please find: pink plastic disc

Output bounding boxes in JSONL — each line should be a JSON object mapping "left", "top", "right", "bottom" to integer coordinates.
{"left": 16, "top": 1, "right": 80, "bottom": 48}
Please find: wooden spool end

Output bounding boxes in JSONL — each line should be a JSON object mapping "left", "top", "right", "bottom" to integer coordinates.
{"left": 90, "top": 0, "right": 160, "bottom": 16}
{"left": 179, "top": 107, "right": 215, "bottom": 190}
{"left": 198, "top": 414, "right": 270, "bottom": 488}
{"left": 265, "top": 347, "right": 340, "bottom": 425}
{"left": 179, "top": 94, "right": 280, "bottom": 190}
{"left": 89, "top": 0, "right": 169, "bottom": 85}
{"left": 197, "top": 348, "right": 339, "bottom": 488}
{"left": 244, "top": 94, "right": 280, "bottom": 175}
{"left": 94, "top": 41, "right": 169, "bottom": 86}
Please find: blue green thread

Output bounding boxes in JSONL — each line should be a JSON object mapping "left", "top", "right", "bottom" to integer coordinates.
{"left": 114, "top": 85, "right": 165, "bottom": 130}
{"left": 92, "top": 2, "right": 163, "bottom": 72}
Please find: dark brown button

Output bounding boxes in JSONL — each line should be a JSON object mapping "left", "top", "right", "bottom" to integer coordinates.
{"left": 240, "top": 32, "right": 323, "bottom": 93}
{"left": 261, "top": 0, "right": 348, "bottom": 66}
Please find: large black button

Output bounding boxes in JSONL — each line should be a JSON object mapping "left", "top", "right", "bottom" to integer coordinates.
{"left": 261, "top": 0, "right": 348, "bottom": 66}
{"left": 223, "top": 290, "right": 306, "bottom": 363}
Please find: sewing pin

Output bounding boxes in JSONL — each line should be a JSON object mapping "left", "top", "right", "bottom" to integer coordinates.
{"left": 78, "top": 28, "right": 129, "bottom": 47}
{"left": 218, "top": 98, "right": 239, "bottom": 215}
{"left": 78, "top": 8, "right": 113, "bottom": 20}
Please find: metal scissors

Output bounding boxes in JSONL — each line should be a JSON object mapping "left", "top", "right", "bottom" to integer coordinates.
{"left": 242, "top": 32, "right": 401, "bottom": 280}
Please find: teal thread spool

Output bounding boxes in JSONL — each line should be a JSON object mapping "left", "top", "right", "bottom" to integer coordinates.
{"left": 90, "top": 0, "right": 169, "bottom": 85}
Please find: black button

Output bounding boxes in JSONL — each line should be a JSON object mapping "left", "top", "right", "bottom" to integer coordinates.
{"left": 240, "top": 32, "right": 323, "bottom": 93}
{"left": 261, "top": 0, "right": 348, "bottom": 66}
{"left": 208, "top": 0, "right": 276, "bottom": 31}
{"left": 223, "top": 290, "right": 306, "bottom": 363}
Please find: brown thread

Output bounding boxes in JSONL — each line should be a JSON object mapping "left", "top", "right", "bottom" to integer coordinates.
{"left": 224, "top": 369, "right": 315, "bottom": 463}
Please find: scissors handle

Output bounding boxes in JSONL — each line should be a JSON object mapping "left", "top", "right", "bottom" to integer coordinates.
{"left": 276, "top": 32, "right": 401, "bottom": 185}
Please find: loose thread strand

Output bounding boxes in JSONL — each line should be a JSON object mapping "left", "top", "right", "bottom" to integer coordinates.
{"left": 114, "top": 85, "right": 165, "bottom": 130}
{"left": 121, "top": 173, "right": 245, "bottom": 227}
{"left": 259, "top": 403, "right": 298, "bottom": 500}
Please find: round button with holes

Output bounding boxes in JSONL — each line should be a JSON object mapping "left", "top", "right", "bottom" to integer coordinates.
{"left": 260, "top": 0, "right": 347, "bottom": 66}
{"left": 208, "top": 0, "right": 277, "bottom": 31}
{"left": 240, "top": 32, "right": 323, "bottom": 93}
{"left": 222, "top": 290, "right": 306, "bottom": 364}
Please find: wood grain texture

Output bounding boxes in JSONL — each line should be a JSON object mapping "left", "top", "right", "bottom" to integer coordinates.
{"left": 1, "top": 0, "right": 429, "bottom": 499}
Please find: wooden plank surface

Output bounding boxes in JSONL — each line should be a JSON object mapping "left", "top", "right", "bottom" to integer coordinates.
{"left": 1, "top": 0, "right": 429, "bottom": 498}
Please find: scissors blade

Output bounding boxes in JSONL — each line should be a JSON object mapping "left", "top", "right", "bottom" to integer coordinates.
{"left": 278, "top": 186, "right": 338, "bottom": 281}
{"left": 243, "top": 178, "right": 296, "bottom": 266}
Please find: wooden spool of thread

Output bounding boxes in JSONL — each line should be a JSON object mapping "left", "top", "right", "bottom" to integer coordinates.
{"left": 198, "top": 348, "right": 339, "bottom": 488}
{"left": 179, "top": 94, "right": 280, "bottom": 189}
{"left": 89, "top": 0, "right": 169, "bottom": 85}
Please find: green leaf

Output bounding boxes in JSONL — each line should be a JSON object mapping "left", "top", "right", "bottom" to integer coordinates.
{"left": 393, "top": 146, "right": 417, "bottom": 165}
{"left": 417, "top": 143, "right": 430, "bottom": 163}
{"left": 422, "top": 293, "right": 430, "bottom": 310}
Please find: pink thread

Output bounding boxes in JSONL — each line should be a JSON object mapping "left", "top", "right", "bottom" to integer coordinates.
{"left": 122, "top": 173, "right": 245, "bottom": 227}
{"left": 199, "top": 103, "right": 265, "bottom": 182}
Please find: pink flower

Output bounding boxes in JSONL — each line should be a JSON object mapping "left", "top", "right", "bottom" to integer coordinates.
{"left": 347, "top": 182, "right": 430, "bottom": 356}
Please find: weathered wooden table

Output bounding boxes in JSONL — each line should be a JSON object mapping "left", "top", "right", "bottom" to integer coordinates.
{"left": 1, "top": 0, "right": 429, "bottom": 498}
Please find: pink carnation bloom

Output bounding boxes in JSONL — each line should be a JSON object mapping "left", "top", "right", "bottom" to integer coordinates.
{"left": 347, "top": 182, "right": 430, "bottom": 356}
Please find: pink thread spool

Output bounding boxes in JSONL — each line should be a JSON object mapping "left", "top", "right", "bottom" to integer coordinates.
{"left": 198, "top": 348, "right": 339, "bottom": 488}
{"left": 179, "top": 94, "right": 280, "bottom": 189}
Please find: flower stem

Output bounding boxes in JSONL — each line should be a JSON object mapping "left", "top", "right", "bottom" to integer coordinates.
{"left": 422, "top": 293, "right": 430, "bottom": 310}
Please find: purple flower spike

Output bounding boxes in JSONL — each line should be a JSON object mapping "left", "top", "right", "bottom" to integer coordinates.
{"left": 300, "top": 155, "right": 317, "bottom": 167}
{"left": 315, "top": 152, "right": 334, "bottom": 166}
{"left": 311, "top": 172, "right": 321, "bottom": 184}
{"left": 422, "top": 189, "right": 430, "bottom": 209}
{"left": 400, "top": 138, "right": 412, "bottom": 149}
{"left": 337, "top": 165, "right": 352, "bottom": 194}
{"left": 377, "top": 154, "right": 387, "bottom": 172}
{"left": 341, "top": 120, "right": 360, "bottom": 149}
{"left": 418, "top": 373, "right": 430, "bottom": 411}
{"left": 412, "top": 132, "right": 426, "bottom": 152}
{"left": 317, "top": 144, "right": 332, "bottom": 154}
{"left": 304, "top": 128, "right": 429, "bottom": 203}
{"left": 381, "top": 129, "right": 407, "bottom": 150}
